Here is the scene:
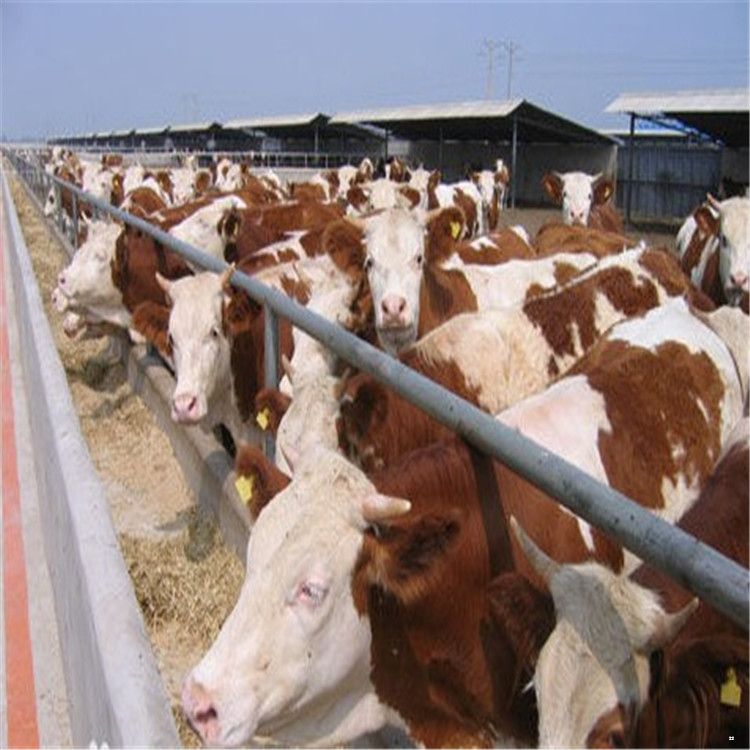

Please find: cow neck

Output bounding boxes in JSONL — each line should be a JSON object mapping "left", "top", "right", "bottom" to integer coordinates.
{"left": 467, "top": 444, "right": 512, "bottom": 578}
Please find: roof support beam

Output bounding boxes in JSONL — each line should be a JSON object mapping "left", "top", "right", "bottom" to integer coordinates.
{"left": 510, "top": 113, "right": 518, "bottom": 209}
{"left": 626, "top": 112, "right": 635, "bottom": 225}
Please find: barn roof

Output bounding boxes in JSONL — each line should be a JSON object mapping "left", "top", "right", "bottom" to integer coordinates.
{"left": 606, "top": 88, "right": 750, "bottom": 147}
{"left": 329, "top": 98, "right": 614, "bottom": 144}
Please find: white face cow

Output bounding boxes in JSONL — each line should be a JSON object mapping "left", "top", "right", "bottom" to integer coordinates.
{"left": 53, "top": 221, "right": 123, "bottom": 316}
{"left": 182, "top": 448, "right": 409, "bottom": 747}
{"left": 542, "top": 171, "right": 613, "bottom": 227}
{"left": 157, "top": 269, "right": 234, "bottom": 424}
{"left": 714, "top": 196, "right": 750, "bottom": 304}
{"left": 360, "top": 208, "right": 428, "bottom": 354}
{"left": 511, "top": 519, "right": 697, "bottom": 749}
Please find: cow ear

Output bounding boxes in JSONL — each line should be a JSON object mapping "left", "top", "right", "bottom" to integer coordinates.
{"left": 323, "top": 218, "right": 366, "bottom": 280}
{"left": 694, "top": 205, "right": 719, "bottom": 237}
{"left": 396, "top": 186, "right": 421, "bottom": 210}
{"left": 339, "top": 378, "right": 389, "bottom": 441}
{"left": 424, "top": 206, "right": 466, "bottom": 264}
{"left": 222, "top": 287, "right": 259, "bottom": 337}
{"left": 253, "top": 388, "right": 292, "bottom": 435}
{"left": 428, "top": 170, "right": 442, "bottom": 191}
{"left": 234, "top": 444, "right": 291, "bottom": 518}
{"left": 360, "top": 507, "right": 462, "bottom": 604}
{"left": 132, "top": 301, "right": 172, "bottom": 358}
{"left": 541, "top": 172, "right": 564, "bottom": 204}
{"left": 593, "top": 177, "right": 614, "bottom": 206}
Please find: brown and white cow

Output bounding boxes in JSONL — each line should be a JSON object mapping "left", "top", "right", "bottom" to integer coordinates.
{"left": 324, "top": 207, "right": 594, "bottom": 356}
{"left": 337, "top": 247, "right": 715, "bottom": 471}
{"left": 470, "top": 159, "right": 511, "bottom": 231}
{"left": 542, "top": 171, "right": 623, "bottom": 234}
{"left": 681, "top": 195, "right": 750, "bottom": 312}
{"left": 427, "top": 171, "right": 485, "bottom": 236}
{"left": 514, "top": 414, "right": 749, "bottom": 748}
{"left": 182, "top": 297, "right": 745, "bottom": 748}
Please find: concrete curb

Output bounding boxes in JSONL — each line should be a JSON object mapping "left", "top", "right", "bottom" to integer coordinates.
{"left": 2, "top": 169, "right": 181, "bottom": 747}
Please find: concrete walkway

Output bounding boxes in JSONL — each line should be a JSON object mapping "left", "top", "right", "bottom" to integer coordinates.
{"left": 1, "top": 179, "right": 72, "bottom": 748}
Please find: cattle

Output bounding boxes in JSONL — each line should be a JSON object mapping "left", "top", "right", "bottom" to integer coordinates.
{"left": 470, "top": 159, "right": 511, "bottom": 231}
{"left": 689, "top": 195, "right": 750, "bottom": 312}
{"left": 51, "top": 220, "right": 131, "bottom": 332}
{"left": 345, "top": 178, "right": 423, "bottom": 215}
{"left": 541, "top": 171, "right": 623, "bottom": 234}
{"left": 337, "top": 247, "right": 715, "bottom": 471}
{"left": 218, "top": 201, "right": 345, "bottom": 264}
{"left": 324, "top": 207, "right": 594, "bottom": 356}
{"left": 514, "top": 414, "right": 749, "bottom": 748}
{"left": 533, "top": 221, "right": 637, "bottom": 258}
{"left": 427, "top": 171, "right": 485, "bottom": 236}
{"left": 182, "top": 297, "right": 745, "bottom": 748}
{"left": 132, "top": 255, "right": 350, "bottom": 448}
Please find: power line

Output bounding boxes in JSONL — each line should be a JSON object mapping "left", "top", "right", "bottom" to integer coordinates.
{"left": 499, "top": 40, "right": 522, "bottom": 99}
{"left": 479, "top": 38, "right": 501, "bottom": 100}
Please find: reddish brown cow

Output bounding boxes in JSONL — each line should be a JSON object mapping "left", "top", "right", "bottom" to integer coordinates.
{"left": 534, "top": 221, "right": 636, "bottom": 258}
{"left": 121, "top": 185, "right": 169, "bottom": 218}
{"left": 218, "top": 201, "right": 345, "bottom": 264}
{"left": 337, "top": 248, "right": 712, "bottom": 471}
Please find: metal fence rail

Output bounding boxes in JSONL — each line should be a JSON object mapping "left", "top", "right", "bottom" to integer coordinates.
{"left": 5, "top": 148, "right": 748, "bottom": 631}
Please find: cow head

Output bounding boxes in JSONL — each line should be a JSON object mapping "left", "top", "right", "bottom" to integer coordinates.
{"left": 182, "top": 448, "right": 409, "bottom": 747}
{"left": 324, "top": 207, "right": 465, "bottom": 355}
{"left": 542, "top": 172, "right": 614, "bottom": 227}
{"left": 148, "top": 267, "right": 236, "bottom": 425}
{"left": 511, "top": 518, "right": 697, "bottom": 749}
{"left": 53, "top": 221, "right": 123, "bottom": 314}
{"left": 705, "top": 195, "right": 750, "bottom": 306}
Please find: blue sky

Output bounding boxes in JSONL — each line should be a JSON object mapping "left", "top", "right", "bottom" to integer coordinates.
{"left": 1, "top": 1, "right": 748, "bottom": 140}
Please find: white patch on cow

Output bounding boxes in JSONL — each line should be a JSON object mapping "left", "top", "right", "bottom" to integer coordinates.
{"left": 169, "top": 195, "right": 247, "bottom": 267}
{"left": 441, "top": 252, "right": 596, "bottom": 311}
{"left": 534, "top": 563, "right": 661, "bottom": 748}
{"left": 362, "top": 209, "right": 427, "bottom": 355}
{"left": 717, "top": 196, "right": 750, "bottom": 302}
{"left": 499, "top": 375, "right": 611, "bottom": 552}
{"left": 556, "top": 172, "right": 599, "bottom": 226}
{"left": 434, "top": 181, "right": 484, "bottom": 235}
{"left": 53, "top": 221, "right": 129, "bottom": 329}
{"left": 184, "top": 449, "right": 399, "bottom": 747}
{"left": 510, "top": 225, "right": 530, "bottom": 244}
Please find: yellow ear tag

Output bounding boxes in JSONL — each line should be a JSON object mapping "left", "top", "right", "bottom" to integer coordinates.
{"left": 255, "top": 407, "right": 270, "bottom": 431}
{"left": 450, "top": 221, "right": 462, "bottom": 240}
{"left": 234, "top": 474, "right": 255, "bottom": 504}
{"left": 720, "top": 667, "right": 742, "bottom": 707}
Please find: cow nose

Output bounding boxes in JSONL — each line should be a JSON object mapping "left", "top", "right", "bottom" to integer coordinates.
{"left": 172, "top": 394, "right": 198, "bottom": 422}
{"left": 182, "top": 677, "right": 220, "bottom": 743}
{"left": 381, "top": 295, "right": 407, "bottom": 321}
{"left": 58, "top": 273, "right": 66, "bottom": 287}
{"left": 730, "top": 271, "right": 748, "bottom": 289}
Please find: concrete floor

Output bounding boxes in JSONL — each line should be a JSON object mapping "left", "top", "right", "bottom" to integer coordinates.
{"left": 1, "top": 187, "right": 72, "bottom": 748}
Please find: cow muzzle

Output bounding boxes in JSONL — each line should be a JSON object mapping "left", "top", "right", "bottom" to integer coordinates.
{"left": 379, "top": 294, "right": 411, "bottom": 329}
{"left": 182, "top": 676, "right": 221, "bottom": 745}
{"left": 171, "top": 393, "right": 205, "bottom": 424}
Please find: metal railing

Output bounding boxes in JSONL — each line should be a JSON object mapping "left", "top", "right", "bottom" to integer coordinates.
{"left": 5, "top": 147, "right": 749, "bottom": 631}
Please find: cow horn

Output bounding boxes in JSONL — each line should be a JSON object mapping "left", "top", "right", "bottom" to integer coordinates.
{"left": 591, "top": 172, "right": 603, "bottom": 183}
{"left": 281, "top": 353, "right": 295, "bottom": 382}
{"left": 361, "top": 492, "right": 412, "bottom": 523}
{"left": 707, "top": 193, "right": 722, "bottom": 212}
{"left": 642, "top": 598, "right": 699, "bottom": 652}
{"left": 219, "top": 262, "right": 235, "bottom": 290}
{"left": 155, "top": 272, "right": 173, "bottom": 305}
{"left": 509, "top": 516, "right": 561, "bottom": 584}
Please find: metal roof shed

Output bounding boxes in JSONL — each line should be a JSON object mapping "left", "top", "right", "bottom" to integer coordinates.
{"left": 606, "top": 88, "right": 750, "bottom": 220}
{"left": 330, "top": 99, "right": 614, "bottom": 206}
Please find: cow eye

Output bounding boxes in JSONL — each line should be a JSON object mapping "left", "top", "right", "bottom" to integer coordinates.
{"left": 415, "top": 254, "right": 424, "bottom": 267}
{"left": 562, "top": 191, "right": 568, "bottom": 200}
{"left": 364, "top": 257, "right": 374, "bottom": 272}
{"left": 168, "top": 333, "right": 175, "bottom": 349}
{"left": 297, "top": 581, "right": 328, "bottom": 607}
{"left": 720, "top": 234, "right": 728, "bottom": 247}
{"left": 588, "top": 192, "right": 593, "bottom": 201}
{"left": 210, "top": 326, "right": 220, "bottom": 339}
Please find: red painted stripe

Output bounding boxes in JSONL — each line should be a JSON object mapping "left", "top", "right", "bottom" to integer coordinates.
{"left": 1, "top": 217, "right": 41, "bottom": 748}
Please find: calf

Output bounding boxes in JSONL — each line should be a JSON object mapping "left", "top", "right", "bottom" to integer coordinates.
{"left": 542, "top": 171, "right": 623, "bottom": 234}
{"left": 337, "top": 248, "right": 714, "bottom": 471}
{"left": 514, "top": 414, "right": 749, "bottom": 748}
{"left": 183, "top": 297, "right": 745, "bottom": 748}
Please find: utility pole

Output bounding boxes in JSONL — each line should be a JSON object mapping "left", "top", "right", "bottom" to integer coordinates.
{"left": 479, "top": 39, "right": 501, "bottom": 100}
{"left": 500, "top": 40, "right": 521, "bottom": 99}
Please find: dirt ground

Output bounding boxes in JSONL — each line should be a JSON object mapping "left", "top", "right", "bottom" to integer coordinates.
{"left": 7, "top": 172, "right": 244, "bottom": 748}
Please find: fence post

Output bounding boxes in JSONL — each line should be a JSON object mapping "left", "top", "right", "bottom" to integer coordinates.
{"left": 263, "top": 306, "right": 280, "bottom": 459}
{"left": 55, "top": 182, "right": 63, "bottom": 232}
{"left": 71, "top": 192, "right": 79, "bottom": 248}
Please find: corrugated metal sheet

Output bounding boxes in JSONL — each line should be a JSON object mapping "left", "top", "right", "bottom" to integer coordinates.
{"left": 224, "top": 113, "right": 325, "bottom": 129}
{"left": 169, "top": 121, "right": 221, "bottom": 133}
{"left": 330, "top": 99, "right": 524, "bottom": 124}
{"left": 606, "top": 88, "right": 749, "bottom": 114}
